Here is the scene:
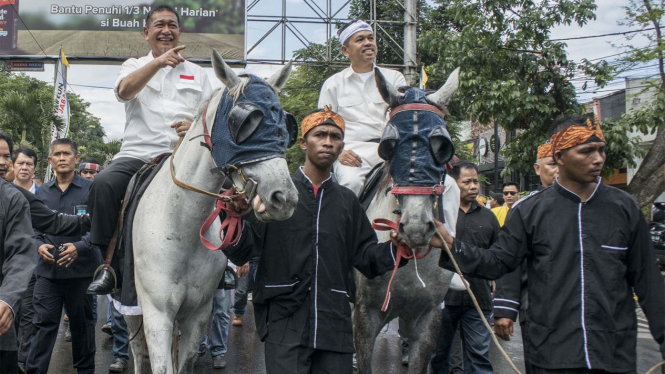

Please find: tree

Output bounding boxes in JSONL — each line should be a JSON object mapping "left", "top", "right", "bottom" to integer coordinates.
{"left": 604, "top": 0, "right": 665, "bottom": 209}
{"left": 417, "top": 0, "right": 650, "bottom": 193}
{"left": 0, "top": 73, "right": 118, "bottom": 176}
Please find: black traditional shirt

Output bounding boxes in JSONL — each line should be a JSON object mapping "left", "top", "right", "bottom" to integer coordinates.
{"left": 34, "top": 174, "right": 101, "bottom": 279}
{"left": 225, "top": 168, "right": 399, "bottom": 353}
{"left": 439, "top": 179, "right": 665, "bottom": 372}
{"left": 444, "top": 200, "right": 500, "bottom": 310}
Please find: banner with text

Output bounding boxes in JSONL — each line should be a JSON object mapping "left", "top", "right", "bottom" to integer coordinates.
{"left": 0, "top": 0, "right": 245, "bottom": 62}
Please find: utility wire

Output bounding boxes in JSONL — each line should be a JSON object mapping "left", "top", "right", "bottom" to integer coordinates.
{"left": 550, "top": 26, "right": 662, "bottom": 41}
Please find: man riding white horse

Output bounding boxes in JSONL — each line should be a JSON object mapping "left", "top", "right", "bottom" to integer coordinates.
{"left": 87, "top": 4, "right": 213, "bottom": 295}
{"left": 318, "top": 20, "right": 407, "bottom": 196}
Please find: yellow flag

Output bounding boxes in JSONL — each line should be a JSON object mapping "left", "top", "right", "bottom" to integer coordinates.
{"left": 60, "top": 48, "right": 70, "bottom": 68}
{"left": 420, "top": 67, "right": 429, "bottom": 89}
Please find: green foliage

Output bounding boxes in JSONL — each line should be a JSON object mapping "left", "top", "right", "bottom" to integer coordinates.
{"left": 0, "top": 73, "right": 115, "bottom": 176}
{"left": 417, "top": 0, "right": 626, "bottom": 175}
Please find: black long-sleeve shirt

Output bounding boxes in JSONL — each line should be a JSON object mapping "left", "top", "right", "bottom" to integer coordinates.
{"left": 224, "top": 168, "right": 399, "bottom": 353}
{"left": 444, "top": 200, "right": 500, "bottom": 310}
{"left": 11, "top": 183, "right": 90, "bottom": 236}
{"left": 439, "top": 180, "right": 665, "bottom": 372}
{"left": 34, "top": 175, "right": 101, "bottom": 279}
{"left": 0, "top": 179, "right": 37, "bottom": 351}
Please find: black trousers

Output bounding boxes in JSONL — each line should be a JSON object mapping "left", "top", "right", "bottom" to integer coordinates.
{"left": 26, "top": 277, "right": 95, "bottom": 374}
{"left": 0, "top": 350, "right": 18, "bottom": 374}
{"left": 16, "top": 273, "right": 37, "bottom": 364}
{"left": 525, "top": 364, "right": 636, "bottom": 374}
{"left": 264, "top": 343, "right": 353, "bottom": 374}
{"left": 88, "top": 157, "right": 146, "bottom": 248}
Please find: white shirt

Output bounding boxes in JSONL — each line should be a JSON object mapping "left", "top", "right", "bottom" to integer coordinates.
{"left": 318, "top": 66, "right": 407, "bottom": 144}
{"left": 13, "top": 181, "right": 36, "bottom": 194}
{"left": 113, "top": 52, "right": 213, "bottom": 162}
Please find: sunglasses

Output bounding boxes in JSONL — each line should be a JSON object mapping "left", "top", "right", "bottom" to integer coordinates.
{"left": 503, "top": 191, "right": 518, "bottom": 196}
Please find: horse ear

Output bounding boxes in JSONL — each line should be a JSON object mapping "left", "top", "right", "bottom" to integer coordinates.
{"left": 429, "top": 126, "right": 455, "bottom": 165}
{"left": 228, "top": 103, "right": 265, "bottom": 144}
{"left": 425, "top": 67, "right": 460, "bottom": 109}
{"left": 374, "top": 67, "right": 402, "bottom": 107}
{"left": 212, "top": 49, "right": 241, "bottom": 89}
{"left": 266, "top": 61, "right": 293, "bottom": 91}
{"left": 284, "top": 112, "right": 298, "bottom": 148}
{"left": 378, "top": 123, "right": 399, "bottom": 161}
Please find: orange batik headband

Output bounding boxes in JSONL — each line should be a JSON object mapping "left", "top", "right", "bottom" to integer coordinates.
{"left": 301, "top": 105, "right": 346, "bottom": 136}
{"left": 549, "top": 116, "right": 605, "bottom": 157}
{"left": 537, "top": 143, "right": 552, "bottom": 159}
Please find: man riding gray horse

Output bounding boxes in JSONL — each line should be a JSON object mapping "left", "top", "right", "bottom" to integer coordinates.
{"left": 87, "top": 5, "right": 213, "bottom": 296}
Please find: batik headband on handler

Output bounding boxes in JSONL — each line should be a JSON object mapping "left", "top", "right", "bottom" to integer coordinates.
{"left": 537, "top": 143, "right": 552, "bottom": 159}
{"left": 338, "top": 20, "right": 373, "bottom": 45}
{"left": 301, "top": 105, "right": 345, "bottom": 136}
{"left": 549, "top": 116, "right": 605, "bottom": 156}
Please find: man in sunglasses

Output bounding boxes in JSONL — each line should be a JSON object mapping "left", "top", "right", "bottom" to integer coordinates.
{"left": 492, "top": 182, "right": 520, "bottom": 226}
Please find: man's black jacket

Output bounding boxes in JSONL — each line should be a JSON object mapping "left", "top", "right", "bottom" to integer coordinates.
{"left": 439, "top": 180, "right": 665, "bottom": 372}
{"left": 224, "top": 168, "right": 398, "bottom": 353}
{"left": 444, "top": 200, "right": 500, "bottom": 310}
{"left": 12, "top": 183, "right": 90, "bottom": 236}
{"left": 0, "top": 179, "right": 36, "bottom": 350}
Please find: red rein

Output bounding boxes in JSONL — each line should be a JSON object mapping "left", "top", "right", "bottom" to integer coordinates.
{"left": 200, "top": 189, "right": 251, "bottom": 251}
{"left": 371, "top": 184, "right": 443, "bottom": 312}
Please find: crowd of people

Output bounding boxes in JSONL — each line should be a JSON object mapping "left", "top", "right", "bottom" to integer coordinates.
{"left": 0, "top": 4, "right": 664, "bottom": 374}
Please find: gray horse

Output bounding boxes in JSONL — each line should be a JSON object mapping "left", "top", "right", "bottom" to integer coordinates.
{"left": 354, "top": 67, "right": 461, "bottom": 374}
{"left": 124, "top": 51, "right": 299, "bottom": 374}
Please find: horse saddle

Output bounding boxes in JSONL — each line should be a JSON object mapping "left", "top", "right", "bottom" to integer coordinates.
{"left": 107, "top": 153, "right": 170, "bottom": 305}
{"left": 358, "top": 162, "right": 386, "bottom": 212}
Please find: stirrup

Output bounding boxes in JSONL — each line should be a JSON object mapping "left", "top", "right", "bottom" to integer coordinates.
{"left": 92, "top": 264, "right": 118, "bottom": 292}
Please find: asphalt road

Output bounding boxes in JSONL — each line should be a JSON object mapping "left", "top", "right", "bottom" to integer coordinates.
{"left": 46, "top": 297, "right": 662, "bottom": 373}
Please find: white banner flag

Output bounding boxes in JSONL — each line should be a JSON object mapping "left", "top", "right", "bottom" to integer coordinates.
{"left": 45, "top": 49, "right": 70, "bottom": 182}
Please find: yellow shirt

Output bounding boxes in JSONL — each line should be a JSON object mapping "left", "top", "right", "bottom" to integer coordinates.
{"left": 491, "top": 205, "right": 510, "bottom": 227}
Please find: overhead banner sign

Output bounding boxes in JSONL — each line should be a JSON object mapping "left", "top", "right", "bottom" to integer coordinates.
{"left": 0, "top": 0, "right": 245, "bottom": 62}
{"left": 8, "top": 60, "right": 44, "bottom": 71}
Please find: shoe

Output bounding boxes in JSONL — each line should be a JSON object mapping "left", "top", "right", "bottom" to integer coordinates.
{"left": 87, "top": 267, "right": 115, "bottom": 295}
{"left": 102, "top": 324, "right": 113, "bottom": 336}
{"left": 352, "top": 354, "right": 357, "bottom": 370}
{"left": 64, "top": 325, "right": 72, "bottom": 342}
{"left": 247, "top": 292, "right": 252, "bottom": 301}
{"left": 212, "top": 354, "right": 227, "bottom": 369}
{"left": 109, "top": 358, "right": 128, "bottom": 373}
{"left": 232, "top": 315, "right": 243, "bottom": 326}
{"left": 63, "top": 314, "right": 69, "bottom": 322}
{"left": 197, "top": 348, "right": 206, "bottom": 358}
{"left": 18, "top": 362, "right": 26, "bottom": 374}
{"left": 401, "top": 352, "right": 409, "bottom": 366}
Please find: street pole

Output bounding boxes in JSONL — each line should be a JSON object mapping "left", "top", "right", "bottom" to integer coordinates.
{"left": 494, "top": 119, "right": 500, "bottom": 191}
{"left": 403, "top": 0, "right": 417, "bottom": 84}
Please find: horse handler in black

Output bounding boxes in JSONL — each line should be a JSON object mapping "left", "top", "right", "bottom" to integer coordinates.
{"left": 434, "top": 115, "right": 665, "bottom": 374}
{"left": 223, "top": 108, "right": 405, "bottom": 374}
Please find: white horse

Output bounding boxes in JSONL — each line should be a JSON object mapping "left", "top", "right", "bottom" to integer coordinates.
{"left": 123, "top": 51, "right": 298, "bottom": 374}
{"left": 354, "top": 68, "right": 461, "bottom": 374}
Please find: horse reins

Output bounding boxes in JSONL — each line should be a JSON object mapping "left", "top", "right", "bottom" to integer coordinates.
{"left": 170, "top": 106, "right": 254, "bottom": 251}
{"left": 371, "top": 184, "right": 443, "bottom": 312}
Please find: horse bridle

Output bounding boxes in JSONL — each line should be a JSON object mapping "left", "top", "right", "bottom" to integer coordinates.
{"left": 169, "top": 105, "right": 259, "bottom": 251}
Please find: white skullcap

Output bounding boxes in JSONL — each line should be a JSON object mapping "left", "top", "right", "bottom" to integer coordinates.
{"left": 338, "top": 20, "right": 373, "bottom": 46}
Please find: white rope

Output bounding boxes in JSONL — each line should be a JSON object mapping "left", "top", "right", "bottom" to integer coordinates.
{"left": 412, "top": 255, "right": 426, "bottom": 288}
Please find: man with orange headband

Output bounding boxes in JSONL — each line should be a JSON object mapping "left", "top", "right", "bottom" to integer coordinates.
{"left": 222, "top": 108, "right": 405, "bottom": 374}
{"left": 435, "top": 115, "right": 665, "bottom": 373}
{"left": 492, "top": 140, "right": 558, "bottom": 352}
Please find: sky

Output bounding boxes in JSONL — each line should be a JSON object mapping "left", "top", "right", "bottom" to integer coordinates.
{"left": 21, "top": 0, "right": 653, "bottom": 142}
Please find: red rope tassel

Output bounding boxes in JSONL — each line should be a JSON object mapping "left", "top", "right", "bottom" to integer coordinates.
{"left": 371, "top": 218, "right": 431, "bottom": 312}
